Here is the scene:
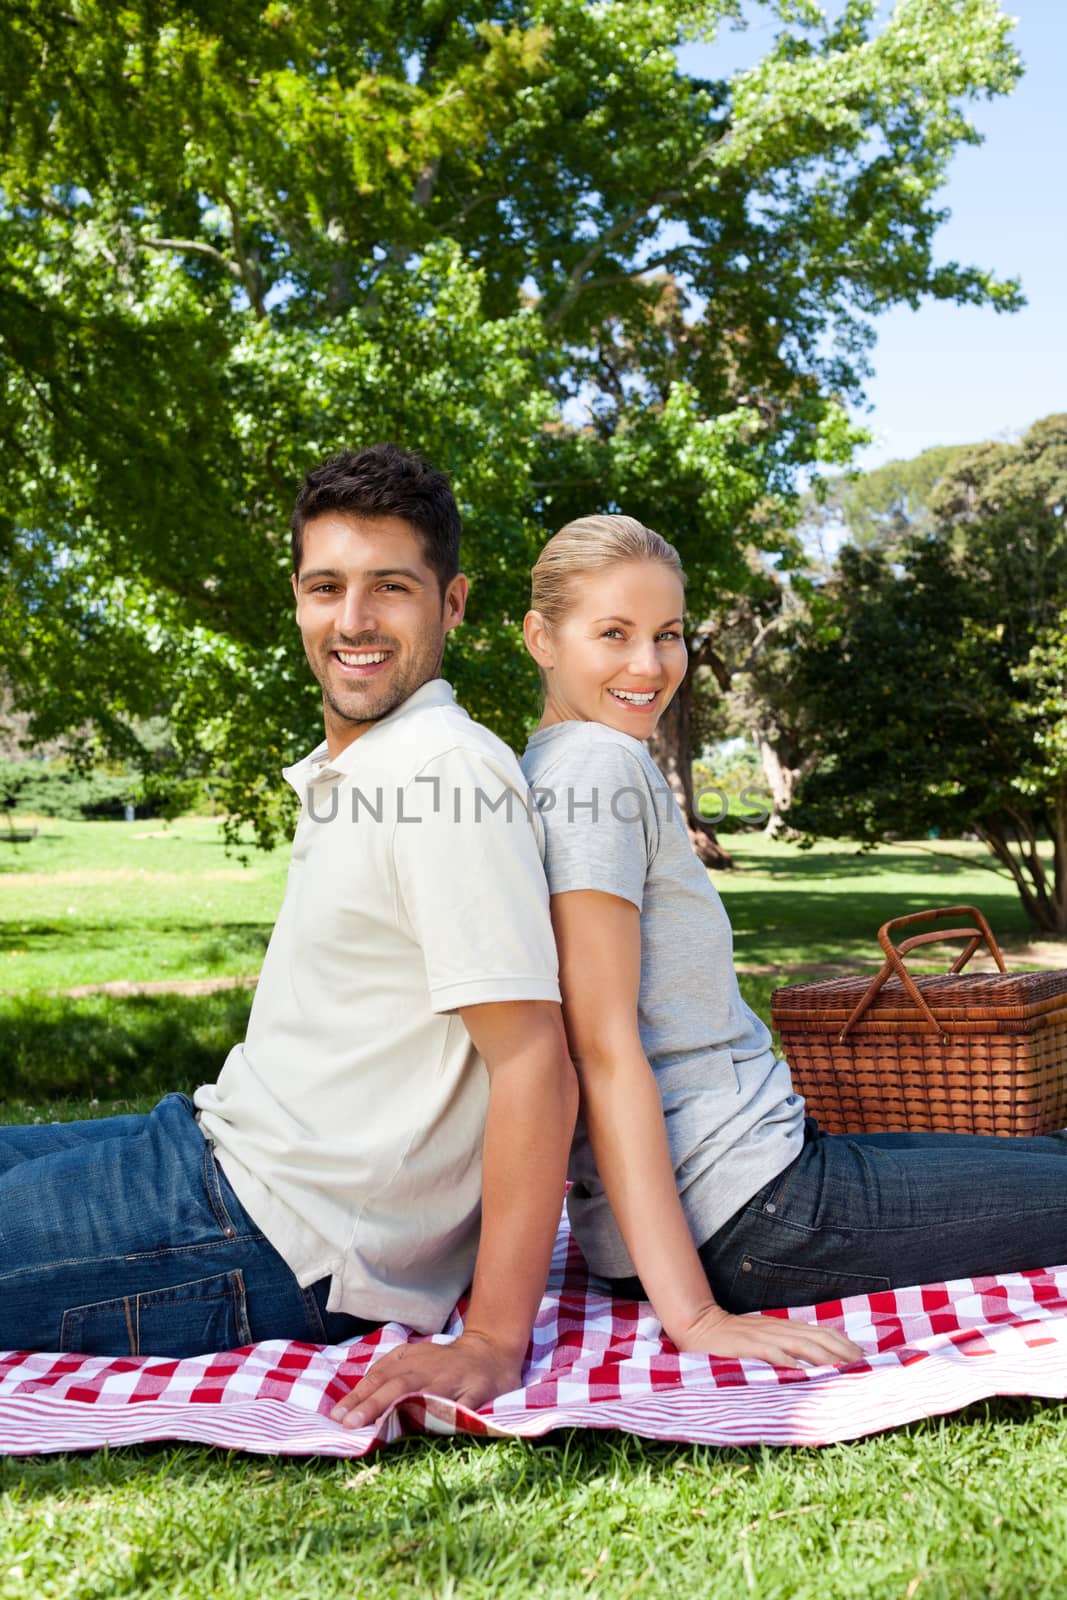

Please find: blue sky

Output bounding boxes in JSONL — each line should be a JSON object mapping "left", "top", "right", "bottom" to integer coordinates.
{"left": 678, "top": 2, "right": 1065, "bottom": 470}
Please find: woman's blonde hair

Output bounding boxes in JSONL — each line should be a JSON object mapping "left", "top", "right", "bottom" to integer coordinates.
{"left": 530, "top": 514, "right": 686, "bottom": 627}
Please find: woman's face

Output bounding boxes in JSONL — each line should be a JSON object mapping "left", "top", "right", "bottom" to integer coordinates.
{"left": 527, "top": 560, "right": 688, "bottom": 737}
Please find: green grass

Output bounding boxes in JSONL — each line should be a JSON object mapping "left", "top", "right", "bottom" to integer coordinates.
{"left": 0, "top": 991, "right": 254, "bottom": 1101}
{"left": 3, "top": 819, "right": 1067, "bottom": 1598}
{"left": 0, "top": 816, "right": 287, "bottom": 991}
{"left": 716, "top": 837, "right": 1036, "bottom": 971}
{"left": 3, "top": 1414, "right": 1067, "bottom": 1598}
{"left": 0, "top": 817, "right": 277, "bottom": 1097}
{"left": 1, "top": 824, "right": 1047, "bottom": 1102}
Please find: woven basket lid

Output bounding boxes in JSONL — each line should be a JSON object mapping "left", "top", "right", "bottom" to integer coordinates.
{"left": 771, "top": 968, "right": 1067, "bottom": 1026}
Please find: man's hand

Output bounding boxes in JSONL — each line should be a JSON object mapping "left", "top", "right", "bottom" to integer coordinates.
{"left": 675, "top": 1303, "right": 863, "bottom": 1368}
{"left": 329, "top": 999, "right": 574, "bottom": 1433}
{"left": 330, "top": 1330, "right": 522, "bottom": 1430}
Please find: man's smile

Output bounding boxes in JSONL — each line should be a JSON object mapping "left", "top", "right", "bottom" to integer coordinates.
{"left": 332, "top": 647, "right": 395, "bottom": 678}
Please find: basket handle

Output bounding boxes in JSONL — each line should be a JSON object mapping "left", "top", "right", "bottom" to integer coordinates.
{"left": 838, "top": 905, "right": 1006, "bottom": 1044}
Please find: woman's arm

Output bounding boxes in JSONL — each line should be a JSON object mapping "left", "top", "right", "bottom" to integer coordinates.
{"left": 552, "top": 889, "right": 861, "bottom": 1367}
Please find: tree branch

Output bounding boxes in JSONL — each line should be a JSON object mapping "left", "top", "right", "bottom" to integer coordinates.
{"left": 737, "top": 612, "right": 789, "bottom": 675}
{"left": 882, "top": 838, "right": 1012, "bottom": 881}
{"left": 689, "top": 632, "right": 731, "bottom": 692}
{"left": 544, "top": 190, "right": 686, "bottom": 329}
{"left": 432, "top": 188, "right": 507, "bottom": 233}
{"left": 971, "top": 821, "right": 1043, "bottom": 922}
{"left": 1003, "top": 802, "right": 1052, "bottom": 912}
{"left": 217, "top": 185, "right": 267, "bottom": 320}
{"left": 413, "top": 158, "right": 441, "bottom": 210}
{"left": 139, "top": 236, "right": 246, "bottom": 284}
{"left": 141, "top": 190, "right": 268, "bottom": 320}
{"left": 543, "top": 120, "right": 730, "bottom": 329}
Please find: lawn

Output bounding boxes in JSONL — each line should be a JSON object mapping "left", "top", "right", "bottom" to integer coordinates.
{"left": 1, "top": 817, "right": 1065, "bottom": 1599}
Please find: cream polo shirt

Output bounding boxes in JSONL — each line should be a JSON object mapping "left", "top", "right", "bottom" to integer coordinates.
{"left": 194, "top": 678, "right": 560, "bottom": 1334}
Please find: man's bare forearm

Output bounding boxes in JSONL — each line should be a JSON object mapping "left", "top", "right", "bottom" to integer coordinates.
{"left": 462, "top": 1009, "right": 578, "bottom": 1361}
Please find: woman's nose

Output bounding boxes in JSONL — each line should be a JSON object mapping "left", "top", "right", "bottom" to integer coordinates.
{"left": 627, "top": 639, "right": 662, "bottom": 678}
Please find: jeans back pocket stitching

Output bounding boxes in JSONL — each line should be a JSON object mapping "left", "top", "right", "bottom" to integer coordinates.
{"left": 202, "top": 1136, "right": 240, "bottom": 1238}
{"left": 739, "top": 1252, "right": 891, "bottom": 1294}
{"left": 301, "top": 1283, "right": 329, "bottom": 1343}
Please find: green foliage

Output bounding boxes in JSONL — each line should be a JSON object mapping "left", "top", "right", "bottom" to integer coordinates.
{"left": 0, "top": 757, "right": 187, "bottom": 820}
{"left": 790, "top": 414, "right": 1067, "bottom": 932}
{"left": 0, "top": 759, "right": 134, "bottom": 820}
{"left": 804, "top": 441, "right": 971, "bottom": 553}
{"left": 0, "top": 0, "right": 1023, "bottom": 840}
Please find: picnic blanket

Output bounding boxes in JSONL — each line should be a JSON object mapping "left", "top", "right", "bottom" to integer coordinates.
{"left": 2, "top": 1211, "right": 1066, "bottom": 1458}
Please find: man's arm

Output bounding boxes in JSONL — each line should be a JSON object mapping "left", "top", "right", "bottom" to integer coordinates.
{"left": 331, "top": 1000, "right": 577, "bottom": 1429}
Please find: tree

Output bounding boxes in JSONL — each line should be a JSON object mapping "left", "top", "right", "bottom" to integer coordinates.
{"left": 709, "top": 442, "right": 976, "bottom": 838}
{"left": 0, "top": 0, "right": 1023, "bottom": 850}
{"left": 789, "top": 415, "right": 1067, "bottom": 933}
{"left": 795, "top": 442, "right": 970, "bottom": 559}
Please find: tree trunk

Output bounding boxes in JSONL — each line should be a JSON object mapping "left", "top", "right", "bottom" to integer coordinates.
{"left": 754, "top": 728, "right": 817, "bottom": 838}
{"left": 975, "top": 814, "right": 1067, "bottom": 936}
{"left": 648, "top": 656, "right": 733, "bottom": 870}
{"left": 1053, "top": 786, "right": 1067, "bottom": 934}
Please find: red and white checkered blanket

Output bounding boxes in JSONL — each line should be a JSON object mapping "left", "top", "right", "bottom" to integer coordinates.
{"left": 3, "top": 1212, "right": 1066, "bottom": 1457}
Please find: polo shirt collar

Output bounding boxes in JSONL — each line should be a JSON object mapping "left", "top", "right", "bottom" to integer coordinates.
{"left": 283, "top": 677, "right": 459, "bottom": 794}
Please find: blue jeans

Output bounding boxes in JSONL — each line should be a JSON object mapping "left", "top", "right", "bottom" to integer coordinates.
{"left": 611, "top": 1119, "right": 1067, "bottom": 1312}
{"left": 0, "top": 1094, "right": 368, "bottom": 1356}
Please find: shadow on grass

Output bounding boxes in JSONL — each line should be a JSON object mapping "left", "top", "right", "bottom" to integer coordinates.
{"left": 0, "top": 919, "right": 272, "bottom": 954}
{"left": 724, "top": 847, "right": 1008, "bottom": 881}
{"left": 723, "top": 886, "right": 1035, "bottom": 967}
{"left": 0, "top": 990, "right": 254, "bottom": 1101}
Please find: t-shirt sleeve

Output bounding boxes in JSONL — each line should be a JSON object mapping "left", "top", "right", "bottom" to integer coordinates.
{"left": 532, "top": 736, "right": 660, "bottom": 911}
{"left": 392, "top": 746, "right": 562, "bottom": 1015}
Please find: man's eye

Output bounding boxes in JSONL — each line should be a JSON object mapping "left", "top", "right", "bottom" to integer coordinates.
{"left": 379, "top": 583, "right": 408, "bottom": 593}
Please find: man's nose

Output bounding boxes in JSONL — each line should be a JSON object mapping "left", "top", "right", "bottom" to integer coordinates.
{"left": 337, "top": 588, "right": 377, "bottom": 637}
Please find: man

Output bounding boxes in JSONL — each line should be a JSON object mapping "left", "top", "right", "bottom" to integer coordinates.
{"left": 0, "top": 444, "right": 577, "bottom": 1428}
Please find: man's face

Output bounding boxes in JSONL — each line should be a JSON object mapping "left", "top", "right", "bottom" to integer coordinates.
{"left": 293, "top": 513, "right": 467, "bottom": 757}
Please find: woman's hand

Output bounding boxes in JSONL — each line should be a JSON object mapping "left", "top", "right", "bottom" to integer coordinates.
{"left": 673, "top": 1303, "right": 863, "bottom": 1367}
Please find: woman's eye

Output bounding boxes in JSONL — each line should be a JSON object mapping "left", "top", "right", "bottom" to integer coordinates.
{"left": 658, "top": 630, "right": 683, "bottom": 642}
{"left": 600, "top": 628, "right": 624, "bottom": 639}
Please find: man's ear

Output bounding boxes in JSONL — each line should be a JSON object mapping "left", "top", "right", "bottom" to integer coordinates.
{"left": 523, "top": 610, "right": 554, "bottom": 671}
{"left": 444, "top": 573, "right": 468, "bottom": 633}
{"left": 291, "top": 572, "right": 299, "bottom": 604}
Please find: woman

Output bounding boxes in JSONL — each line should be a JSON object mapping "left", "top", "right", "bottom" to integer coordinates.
{"left": 520, "top": 514, "right": 1067, "bottom": 1368}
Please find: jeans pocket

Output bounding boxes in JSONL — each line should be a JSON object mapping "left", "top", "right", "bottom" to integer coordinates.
{"left": 728, "top": 1252, "right": 890, "bottom": 1314}
{"left": 60, "top": 1269, "right": 252, "bottom": 1357}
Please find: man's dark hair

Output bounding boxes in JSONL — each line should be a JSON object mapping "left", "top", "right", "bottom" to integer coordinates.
{"left": 290, "top": 443, "right": 461, "bottom": 590}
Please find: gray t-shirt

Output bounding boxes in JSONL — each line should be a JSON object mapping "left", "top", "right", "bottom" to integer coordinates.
{"left": 521, "top": 719, "right": 804, "bottom": 1278}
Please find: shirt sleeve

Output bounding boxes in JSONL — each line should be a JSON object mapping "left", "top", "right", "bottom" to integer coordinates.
{"left": 532, "top": 735, "right": 660, "bottom": 911}
{"left": 392, "top": 745, "right": 562, "bottom": 1014}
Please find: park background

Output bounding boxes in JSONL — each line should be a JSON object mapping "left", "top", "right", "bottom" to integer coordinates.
{"left": 1, "top": 1, "right": 1066, "bottom": 1596}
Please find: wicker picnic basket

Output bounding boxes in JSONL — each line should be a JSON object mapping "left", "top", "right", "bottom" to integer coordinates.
{"left": 770, "top": 905, "right": 1067, "bottom": 1136}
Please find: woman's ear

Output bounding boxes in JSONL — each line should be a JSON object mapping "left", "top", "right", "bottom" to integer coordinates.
{"left": 523, "top": 609, "right": 554, "bottom": 670}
